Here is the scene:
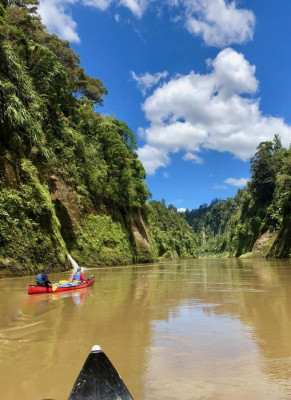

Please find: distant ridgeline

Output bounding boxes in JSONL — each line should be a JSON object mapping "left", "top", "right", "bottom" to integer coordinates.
{"left": 183, "top": 136, "right": 291, "bottom": 258}
{"left": 0, "top": 1, "right": 197, "bottom": 276}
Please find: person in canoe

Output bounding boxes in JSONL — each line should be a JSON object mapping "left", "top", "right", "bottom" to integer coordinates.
{"left": 71, "top": 267, "right": 86, "bottom": 282}
{"left": 36, "top": 269, "right": 52, "bottom": 288}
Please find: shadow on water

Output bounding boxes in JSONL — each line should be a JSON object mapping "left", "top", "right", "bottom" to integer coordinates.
{"left": 24, "top": 286, "right": 95, "bottom": 312}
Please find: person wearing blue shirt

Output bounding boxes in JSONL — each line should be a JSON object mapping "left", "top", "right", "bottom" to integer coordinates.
{"left": 72, "top": 267, "right": 86, "bottom": 282}
{"left": 36, "top": 269, "right": 52, "bottom": 288}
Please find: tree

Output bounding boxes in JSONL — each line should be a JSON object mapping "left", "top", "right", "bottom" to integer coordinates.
{"left": 250, "top": 140, "right": 276, "bottom": 202}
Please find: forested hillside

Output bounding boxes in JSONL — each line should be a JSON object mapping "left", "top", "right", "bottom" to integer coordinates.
{"left": 184, "top": 195, "right": 241, "bottom": 256}
{"left": 0, "top": 0, "right": 197, "bottom": 276}
{"left": 184, "top": 136, "right": 291, "bottom": 258}
{"left": 147, "top": 201, "right": 197, "bottom": 260}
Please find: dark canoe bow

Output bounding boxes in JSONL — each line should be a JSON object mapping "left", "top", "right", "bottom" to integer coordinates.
{"left": 68, "top": 345, "right": 134, "bottom": 400}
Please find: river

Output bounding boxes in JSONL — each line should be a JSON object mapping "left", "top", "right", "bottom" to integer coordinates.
{"left": 0, "top": 258, "right": 291, "bottom": 399}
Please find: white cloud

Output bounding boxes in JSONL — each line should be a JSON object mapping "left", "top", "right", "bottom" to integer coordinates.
{"left": 137, "top": 145, "right": 170, "bottom": 175}
{"left": 183, "top": 0, "right": 255, "bottom": 47}
{"left": 38, "top": 0, "right": 151, "bottom": 41}
{"left": 137, "top": 48, "right": 291, "bottom": 174}
{"left": 183, "top": 152, "right": 203, "bottom": 164}
{"left": 177, "top": 207, "right": 186, "bottom": 212}
{"left": 83, "top": 0, "right": 112, "bottom": 10}
{"left": 38, "top": 0, "right": 114, "bottom": 42}
{"left": 38, "top": 0, "right": 255, "bottom": 46}
{"left": 224, "top": 177, "right": 249, "bottom": 187}
{"left": 131, "top": 71, "right": 168, "bottom": 95}
{"left": 120, "top": 0, "right": 151, "bottom": 18}
{"left": 163, "top": 171, "right": 169, "bottom": 178}
{"left": 208, "top": 48, "right": 258, "bottom": 96}
{"left": 140, "top": 121, "right": 207, "bottom": 153}
{"left": 38, "top": 0, "right": 80, "bottom": 43}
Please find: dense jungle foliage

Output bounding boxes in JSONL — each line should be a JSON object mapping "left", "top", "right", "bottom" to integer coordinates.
{"left": 0, "top": 1, "right": 197, "bottom": 275}
{"left": 147, "top": 200, "right": 197, "bottom": 260}
{"left": 183, "top": 136, "right": 291, "bottom": 258}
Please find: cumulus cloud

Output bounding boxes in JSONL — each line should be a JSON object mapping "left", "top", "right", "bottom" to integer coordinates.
{"left": 183, "top": 0, "right": 255, "bottom": 47}
{"left": 131, "top": 71, "right": 169, "bottom": 95}
{"left": 38, "top": 0, "right": 255, "bottom": 46}
{"left": 38, "top": 0, "right": 113, "bottom": 42}
{"left": 38, "top": 0, "right": 80, "bottom": 42}
{"left": 137, "top": 48, "right": 291, "bottom": 174}
{"left": 224, "top": 177, "right": 249, "bottom": 187}
{"left": 137, "top": 145, "right": 170, "bottom": 175}
{"left": 38, "top": 0, "right": 150, "bottom": 41}
{"left": 177, "top": 207, "right": 186, "bottom": 212}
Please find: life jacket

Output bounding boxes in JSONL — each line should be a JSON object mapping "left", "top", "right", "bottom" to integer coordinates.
{"left": 36, "top": 274, "right": 42, "bottom": 283}
{"left": 74, "top": 272, "right": 81, "bottom": 281}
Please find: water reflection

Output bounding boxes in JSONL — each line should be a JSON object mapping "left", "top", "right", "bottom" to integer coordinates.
{"left": 0, "top": 259, "right": 291, "bottom": 399}
{"left": 24, "top": 286, "right": 94, "bottom": 311}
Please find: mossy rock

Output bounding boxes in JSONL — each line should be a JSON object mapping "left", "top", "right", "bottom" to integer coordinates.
{"left": 161, "top": 251, "right": 179, "bottom": 260}
{"left": 0, "top": 257, "right": 27, "bottom": 276}
{"left": 239, "top": 252, "right": 263, "bottom": 259}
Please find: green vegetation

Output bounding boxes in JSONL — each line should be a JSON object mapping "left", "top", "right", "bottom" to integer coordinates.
{"left": 0, "top": 1, "right": 197, "bottom": 275}
{"left": 72, "top": 214, "right": 133, "bottom": 267}
{"left": 184, "top": 136, "right": 291, "bottom": 258}
{"left": 147, "top": 200, "right": 197, "bottom": 260}
{"left": 0, "top": 160, "right": 67, "bottom": 274}
{"left": 184, "top": 195, "right": 241, "bottom": 257}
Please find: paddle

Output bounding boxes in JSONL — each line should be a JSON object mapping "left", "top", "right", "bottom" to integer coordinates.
{"left": 52, "top": 284, "right": 58, "bottom": 292}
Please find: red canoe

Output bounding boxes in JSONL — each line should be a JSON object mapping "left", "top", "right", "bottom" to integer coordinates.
{"left": 27, "top": 276, "right": 94, "bottom": 295}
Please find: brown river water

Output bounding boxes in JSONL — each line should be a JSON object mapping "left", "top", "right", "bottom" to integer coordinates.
{"left": 1, "top": 258, "right": 291, "bottom": 400}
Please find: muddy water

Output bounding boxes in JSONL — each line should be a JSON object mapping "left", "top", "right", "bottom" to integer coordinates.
{"left": 1, "top": 258, "right": 291, "bottom": 399}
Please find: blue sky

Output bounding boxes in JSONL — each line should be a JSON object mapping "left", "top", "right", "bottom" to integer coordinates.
{"left": 38, "top": 0, "right": 291, "bottom": 209}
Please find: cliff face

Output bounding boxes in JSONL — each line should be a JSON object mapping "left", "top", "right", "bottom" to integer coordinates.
{"left": 0, "top": 2, "right": 197, "bottom": 277}
{"left": 268, "top": 213, "right": 291, "bottom": 258}
{"left": 0, "top": 2, "right": 154, "bottom": 276}
{"left": 125, "top": 208, "right": 155, "bottom": 263}
{"left": 184, "top": 138, "right": 291, "bottom": 259}
{"left": 0, "top": 157, "right": 69, "bottom": 277}
{"left": 239, "top": 230, "right": 277, "bottom": 259}
{"left": 0, "top": 166, "right": 155, "bottom": 277}
{"left": 49, "top": 175, "right": 155, "bottom": 268}
{"left": 0, "top": 140, "right": 157, "bottom": 278}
